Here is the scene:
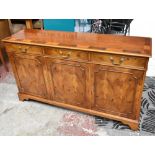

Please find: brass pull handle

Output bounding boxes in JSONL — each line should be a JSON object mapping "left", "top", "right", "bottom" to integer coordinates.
{"left": 110, "top": 56, "right": 125, "bottom": 65}
{"left": 59, "top": 50, "right": 71, "bottom": 58}
{"left": 19, "top": 47, "right": 28, "bottom": 53}
{"left": 22, "top": 49, "right": 27, "bottom": 53}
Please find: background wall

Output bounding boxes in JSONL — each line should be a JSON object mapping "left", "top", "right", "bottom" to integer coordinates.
{"left": 130, "top": 19, "right": 155, "bottom": 76}
{"left": 44, "top": 19, "right": 75, "bottom": 32}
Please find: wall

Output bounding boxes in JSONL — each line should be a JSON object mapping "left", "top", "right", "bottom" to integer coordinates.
{"left": 43, "top": 19, "right": 75, "bottom": 32}
{"left": 130, "top": 19, "right": 155, "bottom": 76}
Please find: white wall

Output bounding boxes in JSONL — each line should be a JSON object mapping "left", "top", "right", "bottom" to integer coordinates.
{"left": 130, "top": 19, "right": 155, "bottom": 76}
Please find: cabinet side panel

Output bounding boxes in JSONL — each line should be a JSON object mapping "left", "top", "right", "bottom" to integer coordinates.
{"left": 7, "top": 52, "right": 22, "bottom": 92}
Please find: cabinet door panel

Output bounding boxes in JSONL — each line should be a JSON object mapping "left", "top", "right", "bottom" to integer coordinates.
{"left": 13, "top": 54, "right": 47, "bottom": 98}
{"left": 46, "top": 58, "right": 90, "bottom": 108}
{"left": 92, "top": 65, "right": 144, "bottom": 119}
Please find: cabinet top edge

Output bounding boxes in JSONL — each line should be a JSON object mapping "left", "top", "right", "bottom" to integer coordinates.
{"left": 2, "top": 29, "right": 152, "bottom": 57}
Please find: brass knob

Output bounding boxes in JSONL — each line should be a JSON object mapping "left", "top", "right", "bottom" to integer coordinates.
{"left": 59, "top": 50, "right": 63, "bottom": 55}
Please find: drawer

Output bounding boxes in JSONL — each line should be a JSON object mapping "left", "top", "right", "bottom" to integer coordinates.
{"left": 5, "top": 43, "right": 43, "bottom": 55}
{"left": 45, "top": 47, "right": 89, "bottom": 61}
{"left": 90, "top": 52, "right": 147, "bottom": 68}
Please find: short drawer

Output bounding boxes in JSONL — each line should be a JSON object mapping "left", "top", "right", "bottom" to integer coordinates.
{"left": 5, "top": 43, "right": 43, "bottom": 55}
{"left": 45, "top": 47, "right": 89, "bottom": 61}
{"left": 90, "top": 52, "right": 147, "bottom": 68}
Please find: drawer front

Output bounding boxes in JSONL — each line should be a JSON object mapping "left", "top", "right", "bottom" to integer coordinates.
{"left": 5, "top": 43, "right": 43, "bottom": 55}
{"left": 45, "top": 47, "right": 89, "bottom": 61}
{"left": 90, "top": 52, "right": 147, "bottom": 68}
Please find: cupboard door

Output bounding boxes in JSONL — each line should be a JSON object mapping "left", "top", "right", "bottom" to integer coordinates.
{"left": 12, "top": 54, "right": 47, "bottom": 98}
{"left": 92, "top": 65, "right": 144, "bottom": 120}
{"left": 46, "top": 58, "right": 90, "bottom": 108}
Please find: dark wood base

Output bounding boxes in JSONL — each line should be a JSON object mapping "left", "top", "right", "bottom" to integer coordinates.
{"left": 18, "top": 92, "right": 139, "bottom": 131}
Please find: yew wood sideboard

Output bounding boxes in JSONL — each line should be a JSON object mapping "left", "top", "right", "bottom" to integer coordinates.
{"left": 2, "top": 29, "right": 152, "bottom": 130}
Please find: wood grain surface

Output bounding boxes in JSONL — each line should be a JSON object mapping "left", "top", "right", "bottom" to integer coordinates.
{"left": 3, "top": 29, "right": 152, "bottom": 130}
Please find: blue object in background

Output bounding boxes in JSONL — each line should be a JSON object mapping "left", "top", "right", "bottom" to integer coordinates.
{"left": 43, "top": 19, "right": 75, "bottom": 32}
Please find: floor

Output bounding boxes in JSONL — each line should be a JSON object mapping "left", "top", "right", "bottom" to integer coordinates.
{"left": 0, "top": 63, "right": 154, "bottom": 136}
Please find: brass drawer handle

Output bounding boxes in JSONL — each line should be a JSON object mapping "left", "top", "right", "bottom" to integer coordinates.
{"left": 18, "top": 46, "right": 30, "bottom": 53}
{"left": 110, "top": 56, "right": 125, "bottom": 65}
{"left": 59, "top": 50, "right": 71, "bottom": 58}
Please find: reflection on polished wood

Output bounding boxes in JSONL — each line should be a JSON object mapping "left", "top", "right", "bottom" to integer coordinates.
{"left": 2, "top": 29, "right": 152, "bottom": 130}
{"left": 3, "top": 29, "right": 151, "bottom": 57}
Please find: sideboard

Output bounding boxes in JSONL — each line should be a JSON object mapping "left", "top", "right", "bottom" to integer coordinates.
{"left": 2, "top": 29, "right": 152, "bottom": 130}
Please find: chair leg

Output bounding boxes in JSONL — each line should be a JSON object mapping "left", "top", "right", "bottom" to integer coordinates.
{"left": 0, "top": 48, "right": 8, "bottom": 72}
